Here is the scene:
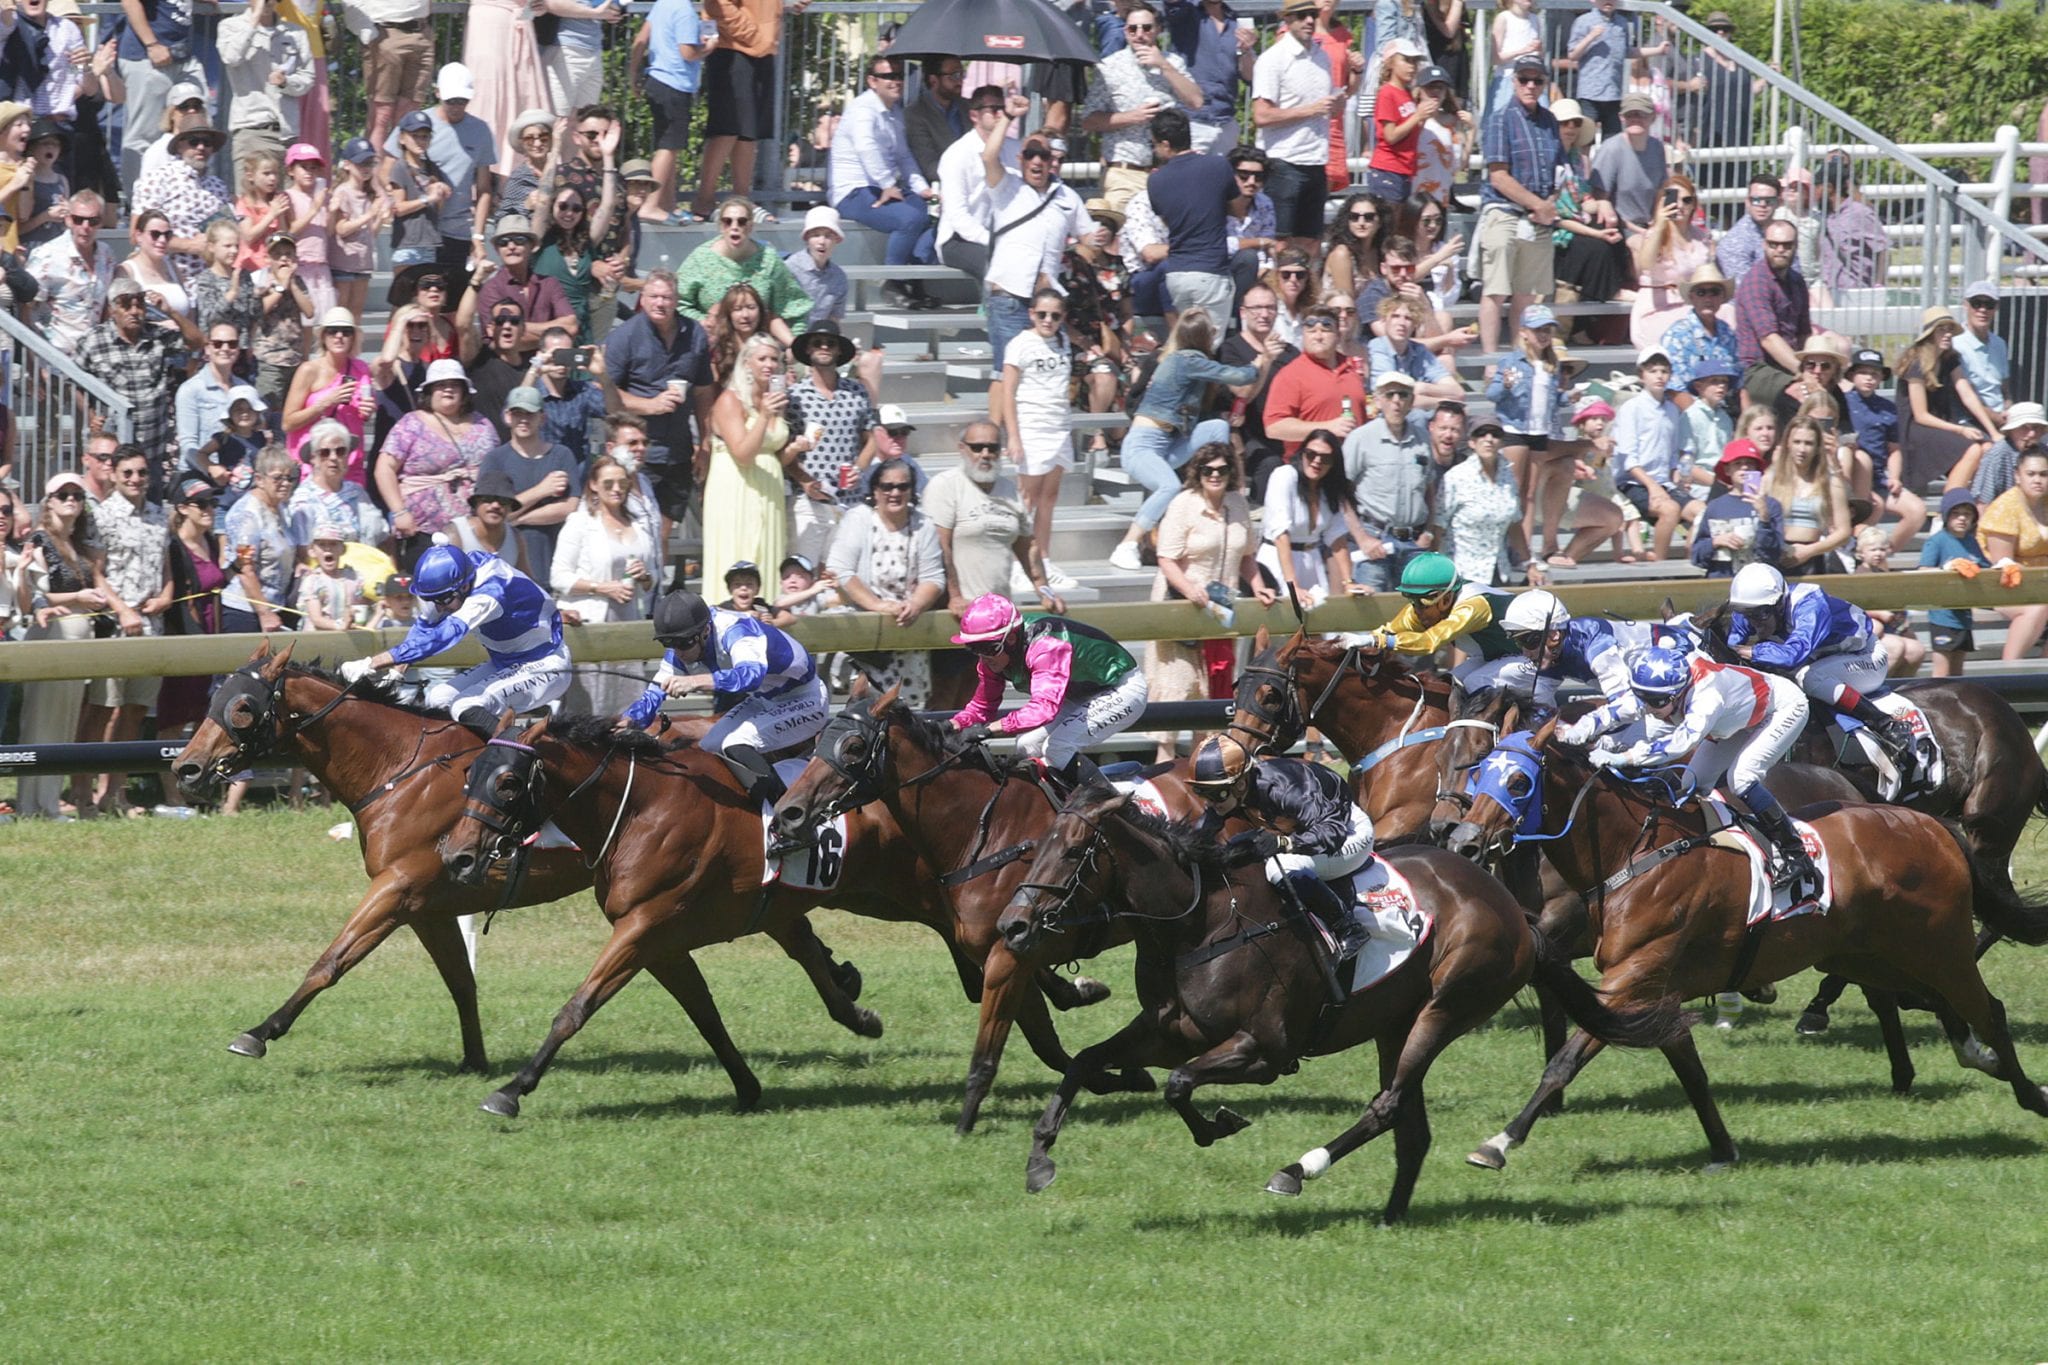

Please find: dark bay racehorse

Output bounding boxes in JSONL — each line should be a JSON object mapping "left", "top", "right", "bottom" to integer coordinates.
{"left": 768, "top": 687, "right": 1181, "bottom": 1133}
{"left": 1445, "top": 722, "right": 2048, "bottom": 1172}
{"left": 441, "top": 706, "right": 1127, "bottom": 1119}
{"left": 170, "top": 644, "right": 869, "bottom": 1075}
{"left": 995, "top": 786, "right": 1684, "bottom": 1222}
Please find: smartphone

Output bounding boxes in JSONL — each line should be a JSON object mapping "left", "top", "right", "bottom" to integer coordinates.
{"left": 1662, "top": 187, "right": 1681, "bottom": 212}
{"left": 769, "top": 373, "right": 787, "bottom": 396}
{"left": 574, "top": 346, "right": 594, "bottom": 370}
{"left": 550, "top": 347, "right": 576, "bottom": 369}
{"left": 1236, "top": 15, "right": 1254, "bottom": 29}
{"left": 1737, "top": 470, "right": 1762, "bottom": 497}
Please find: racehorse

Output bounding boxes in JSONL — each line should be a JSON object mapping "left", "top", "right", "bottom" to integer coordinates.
{"left": 1444, "top": 721, "right": 2048, "bottom": 1172}
{"left": 170, "top": 644, "right": 869, "bottom": 1075}
{"left": 1693, "top": 604, "right": 2048, "bottom": 1028}
{"left": 441, "top": 706, "right": 1126, "bottom": 1120}
{"left": 994, "top": 785, "right": 1685, "bottom": 1222}
{"left": 767, "top": 686, "right": 1176, "bottom": 1134}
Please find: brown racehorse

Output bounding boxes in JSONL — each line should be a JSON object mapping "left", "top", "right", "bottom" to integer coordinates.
{"left": 170, "top": 644, "right": 868, "bottom": 1075}
{"left": 1444, "top": 721, "right": 2048, "bottom": 1172}
{"left": 993, "top": 786, "right": 1685, "bottom": 1222}
{"left": 441, "top": 707, "right": 1129, "bottom": 1119}
{"left": 768, "top": 687, "right": 1188, "bottom": 1133}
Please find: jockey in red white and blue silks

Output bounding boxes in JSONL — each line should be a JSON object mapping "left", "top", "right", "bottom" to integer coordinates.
{"left": 624, "top": 589, "right": 829, "bottom": 804}
{"left": 1566, "top": 645, "right": 1817, "bottom": 895}
{"left": 340, "top": 544, "right": 568, "bottom": 726}
{"left": 1723, "top": 562, "right": 1927, "bottom": 782}
{"left": 948, "top": 592, "right": 1150, "bottom": 776}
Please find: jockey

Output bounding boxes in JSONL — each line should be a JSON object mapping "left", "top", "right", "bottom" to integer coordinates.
{"left": 623, "top": 589, "right": 829, "bottom": 804}
{"left": 1577, "top": 645, "right": 1818, "bottom": 898}
{"left": 948, "top": 593, "right": 1150, "bottom": 784}
{"left": 1496, "top": 588, "right": 1641, "bottom": 722}
{"left": 1189, "top": 734, "right": 1376, "bottom": 955}
{"left": 1723, "top": 562, "right": 1928, "bottom": 785}
{"left": 339, "top": 544, "right": 568, "bottom": 728}
{"left": 1353, "top": 552, "right": 1522, "bottom": 700}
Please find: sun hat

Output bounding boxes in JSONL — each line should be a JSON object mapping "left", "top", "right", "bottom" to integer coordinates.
{"left": 511, "top": 108, "right": 555, "bottom": 139}
{"left": 801, "top": 205, "right": 845, "bottom": 241}
{"left": 2003, "top": 402, "right": 2048, "bottom": 434}
{"left": 311, "top": 523, "right": 351, "bottom": 543}
{"left": 492, "top": 214, "right": 538, "bottom": 243}
{"left": 1685, "top": 262, "right": 1729, "bottom": 298}
{"left": 467, "top": 469, "right": 522, "bottom": 507}
{"left": 620, "top": 158, "right": 656, "bottom": 183}
{"left": 423, "top": 357, "right": 475, "bottom": 392}
{"left": 318, "top": 305, "right": 357, "bottom": 330}
{"left": 1572, "top": 397, "right": 1615, "bottom": 424}
{"left": 1911, "top": 305, "right": 1961, "bottom": 344}
{"left": 793, "top": 319, "right": 857, "bottom": 369}
{"left": 1796, "top": 333, "right": 1851, "bottom": 366}
{"left": 1716, "top": 439, "right": 1767, "bottom": 472}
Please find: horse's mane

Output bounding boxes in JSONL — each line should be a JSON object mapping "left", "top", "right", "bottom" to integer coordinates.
{"left": 286, "top": 661, "right": 452, "bottom": 720}
{"left": 1286, "top": 635, "right": 1454, "bottom": 699}
{"left": 1101, "top": 787, "right": 1229, "bottom": 875}
{"left": 548, "top": 710, "right": 678, "bottom": 758}
{"left": 883, "top": 700, "right": 976, "bottom": 759}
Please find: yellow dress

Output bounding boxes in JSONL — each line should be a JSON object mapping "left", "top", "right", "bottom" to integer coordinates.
{"left": 700, "top": 414, "right": 789, "bottom": 586}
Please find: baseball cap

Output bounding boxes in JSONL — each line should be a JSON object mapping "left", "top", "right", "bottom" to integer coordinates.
{"left": 398, "top": 110, "right": 434, "bottom": 135}
{"left": 1847, "top": 346, "right": 1889, "bottom": 377}
{"left": 1384, "top": 37, "right": 1426, "bottom": 59}
{"left": 877, "top": 403, "right": 915, "bottom": 431}
{"left": 174, "top": 476, "right": 219, "bottom": 505}
{"left": 436, "top": 63, "right": 477, "bottom": 101}
{"left": 779, "top": 554, "right": 816, "bottom": 576}
{"left": 1416, "top": 63, "right": 1452, "bottom": 89}
{"left": 1373, "top": 371, "right": 1417, "bottom": 393}
{"left": 724, "top": 559, "right": 762, "bottom": 582}
{"left": 1620, "top": 92, "right": 1656, "bottom": 117}
{"left": 284, "top": 142, "right": 325, "bottom": 165}
{"left": 1963, "top": 280, "right": 2001, "bottom": 304}
{"left": 505, "top": 386, "right": 545, "bottom": 413}
{"left": 1520, "top": 303, "right": 1557, "bottom": 331}
{"left": 340, "top": 137, "right": 376, "bottom": 166}
{"left": 380, "top": 575, "right": 413, "bottom": 598}
{"left": 1636, "top": 345, "right": 1673, "bottom": 368}
{"left": 167, "top": 81, "right": 206, "bottom": 110}
{"left": 266, "top": 231, "right": 297, "bottom": 252}
{"left": 1511, "top": 54, "right": 1549, "bottom": 75}
{"left": 44, "top": 470, "right": 88, "bottom": 499}
{"left": 1468, "top": 419, "right": 1505, "bottom": 439}
{"left": 311, "top": 524, "right": 350, "bottom": 543}
{"left": 224, "top": 384, "right": 263, "bottom": 413}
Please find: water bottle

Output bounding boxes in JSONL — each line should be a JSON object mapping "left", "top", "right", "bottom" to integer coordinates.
{"left": 1339, "top": 397, "right": 1354, "bottom": 426}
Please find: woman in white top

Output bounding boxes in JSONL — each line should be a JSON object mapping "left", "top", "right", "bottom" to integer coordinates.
{"left": 999, "top": 286, "right": 1074, "bottom": 570}
{"left": 1489, "top": 0, "right": 1543, "bottom": 115}
{"left": 1256, "top": 428, "right": 1363, "bottom": 606}
{"left": 551, "top": 454, "right": 659, "bottom": 715}
{"left": 1439, "top": 419, "right": 1545, "bottom": 585}
{"left": 117, "top": 207, "right": 195, "bottom": 320}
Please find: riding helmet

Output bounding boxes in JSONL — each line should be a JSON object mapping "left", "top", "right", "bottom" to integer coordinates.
{"left": 653, "top": 589, "right": 714, "bottom": 646}
{"left": 1399, "top": 551, "right": 1461, "bottom": 600}
{"left": 411, "top": 543, "right": 478, "bottom": 600}
{"left": 1501, "top": 588, "right": 1569, "bottom": 637}
{"left": 1629, "top": 647, "right": 1694, "bottom": 706}
{"left": 1190, "top": 734, "right": 1252, "bottom": 798}
{"left": 951, "top": 591, "right": 1022, "bottom": 645}
{"left": 1728, "top": 562, "right": 1789, "bottom": 610}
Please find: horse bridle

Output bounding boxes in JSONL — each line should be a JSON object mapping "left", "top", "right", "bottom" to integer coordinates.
{"left": 1227, "top": 647, "right": 1372, "bottom": 755}
{"left": 1013, "top": 804, "right": 1206, "bottom": 936}
{"left": 455, "top": 737, "right": 626, "bottom": 876}
{"left": 199, "top": 663, "right": 364, "bottom": 787}
{"left": 805, "top": 705, "right": 972, "bottom": 825}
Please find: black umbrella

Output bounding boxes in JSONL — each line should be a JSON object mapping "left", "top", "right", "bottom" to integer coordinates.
{"left": 885, "top": 0, "right": 1100, "bottom": 66}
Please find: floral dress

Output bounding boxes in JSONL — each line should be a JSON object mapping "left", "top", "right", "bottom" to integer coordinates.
{"left": 1439, "top": 453, "right": 1523, "bottom": 584}
{"left": 382, "top": 410, "right": 496, "bottom": 536}
{"left": 844, "top": 515, "right": 933, "bottom": 708}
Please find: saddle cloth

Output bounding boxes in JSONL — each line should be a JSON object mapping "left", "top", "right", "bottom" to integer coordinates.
{"left": 1831, "top": 705, "right": 1944, "bottom": 802}
{"left": 761, "top": 758, "right": 850, "bottom": 891}
{"left": 1703, "top": 794, "right": 1835, "bottom": 926}
{"left": 1305, "top": 859, "right": 1434, "bottom": 995}
{"left": 1111, "top": 776, "right": 1171, "bottom": 819}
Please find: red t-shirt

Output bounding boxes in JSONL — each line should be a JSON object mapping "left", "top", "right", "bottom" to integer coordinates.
{"left": 1370, "top": 83, "right": 1420, "bottom": 176}
{"left": 1263, "top": 352, "right": 1369, "bottom": 456}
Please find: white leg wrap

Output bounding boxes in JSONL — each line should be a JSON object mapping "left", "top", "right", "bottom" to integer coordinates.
{"left": 1298, "top": 1146, "right": 1332, "bottom": 1180}
{"left": 1954, "top": 1032, "right": 2002, "bottom": 1076}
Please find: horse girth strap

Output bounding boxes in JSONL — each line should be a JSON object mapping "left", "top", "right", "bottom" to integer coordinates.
{"left": 347, "top": 748, "right": 475, "bottom": 816}
{"left": 1592, "top": 833, "right": 1718, "bottom": 902}
{"left": 1354, "top": 725, "right": 1449, "bottom": 775}
{"left": 1177, "top": 917, "right": 1283, "bottom": 970}
{"left": 938, "top": 839, "right": 1037, "bottom": 886}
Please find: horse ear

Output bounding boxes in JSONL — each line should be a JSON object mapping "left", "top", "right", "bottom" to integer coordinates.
{"left": 870, "top": 683, "right": 900, "bottom": 716}
{"left": 1253, "top": 624, "right": 1271, "bottom": 654}
{"left": 848, "top": 675, "right": 871, "bottom": 703}
{"left": 261, "top": 640, "right": 295, "bottom": 679}
{"left": 245, "top": 641, "right": 271, "bottom": 666}
{"left": 491, "top": 710, "right": 520, "bottom": 738}
{"left": 1280, "top": 626, "right": 1307, "bottom": 660}
{"left": 1659, "top": 596, "right": 1677, "bottom": 621}
{"left": 520, "top": 717, "right": 550, "bottom": 745}
{"left": 1531, "top": 713, "right": 1560, "bottom": 749}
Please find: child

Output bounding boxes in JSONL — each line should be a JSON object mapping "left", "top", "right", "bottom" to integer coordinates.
{"left": 252, "top": 234, "right": 314, "bottom": 404}
{"left": 784, "top": 204, "right": 848, "bottom": 329}
{"left": 769, "top": 552, "right": 841, "bottom": 628}
{"left": 1689, "top": 439, "right": 1783, "bottom": 577}
{"left": 1610, "top": 345, "right": 1701, "bottom": 561}
{"left": 19, "top": 118, "right": 71, "bottom": 251}
{"left": 1919, "top": 488, "right": 1991, "bottom": 677}
{"left": 234, "top": 153, "right": 289, "bottom": 273}
{"left": 191, "top": 385, "right": 270, "bottom": 504}
{"left": 1681, "top": 358, "right": 1736, "bottom": 499}
{"left": 367, "top": 573, "right": 415, "bottom": 630}
{"left": 718, "top": 560, "right": 771, "bottom": 619}
{"left": 1842, "top": 346, "right": 1927, "bottom": 552}
{"left": 297, "top": 525, "right": 363, "bottom": 631}
{"left": 282, "top": 143, "right": 337, "bottom": 319}
{"left": 1853, "top": 525, "right": 1927, "bottom": 675}
{"left": 328, "top": 138, "right": 385, "bottom": 327}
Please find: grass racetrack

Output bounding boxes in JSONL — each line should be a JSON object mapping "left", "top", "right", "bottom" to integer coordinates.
{"left": 6, "top": 809, "right": 2048, "bottom": 1360}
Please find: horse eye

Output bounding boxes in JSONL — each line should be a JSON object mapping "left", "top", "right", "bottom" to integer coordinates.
{"left": 1505, "top": 772, "right": 1532, "bottom": 798}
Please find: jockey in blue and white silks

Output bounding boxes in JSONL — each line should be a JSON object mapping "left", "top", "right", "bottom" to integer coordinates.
{"left": 1724, "top": 561, "right": 1929, "bottom": 784}
{"left": 340, "top": 544, "right": 569, "bottom": 726}
{"left": 624, "top": 589, "right": 830, "bottom": 803}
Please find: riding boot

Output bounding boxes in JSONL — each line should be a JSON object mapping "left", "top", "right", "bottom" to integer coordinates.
{"left": 1844, "top": 695, "right": 1919, "bottom": 785}
{"left": 1285, "top": 869, "right": 1369, "bottom": 958}
{"left": 724, "top": 744, "right": 785, "bottom": 807}
{"left": 1750, "top": 801, "right": 1820, "bottom": 901}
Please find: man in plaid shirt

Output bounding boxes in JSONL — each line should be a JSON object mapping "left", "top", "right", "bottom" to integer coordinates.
{"left": 77, "top": 277, "right": 193, "bottom": 500}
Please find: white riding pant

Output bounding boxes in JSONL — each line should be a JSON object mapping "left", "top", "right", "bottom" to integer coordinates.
{"left": 702, "top": 675, "right": 831, "bottom": 755}
{"left": 1014, "top": 668, "right": 1150, "bottom": 770}
{"left": 1792, "top": 635, "right": 1890, "bottom": 708}
{"left": 426, "top": 649, "right": 572, "bottom": 724}
{"left": 1266, "top": 803, "right": 1377, "bottom": 885}
{"left": 1685, "top": 672, "right": 1809, "bottom": 797}
{"left": 1454, "top": 654, "right": 1528, "bottom": 696}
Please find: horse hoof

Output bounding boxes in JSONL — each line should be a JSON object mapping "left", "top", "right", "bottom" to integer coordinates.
{"left": 1211, "top": 1106, "right": 1250, "bottom": 1141}
{"left": 480, "top": 1091, "right": 522, "bottom": 1118}
{"left": 1068, "top": 976, "right": 1112, "bottom": 1008}
{"left": 227, "top": 1032, "right": 267, "bottom": 1059}
{"left": 458, "top": 1057, "right": 492, "bottom": 1077}
{"left": 1742, "top": 983, "right": 1778, "bottom": 1005}
{"left": 1266, "top": 1165, "right": 1304, "bottom": 1197}
{"left": 851, "top": 1007, "right": 884, "bottom": 1039}
{"left": 1702, "top": 1154, "right": 1740, "bottom": 1175}
{"left": 732, "top": 1081, "right": 764, "bottom": 1114}
{"left": 1025, "top": 1154, "right": 1057, "bottom": 1194}
{"left": 1465, "top": 1131, "right": 1516, "bottom": 1171}
{"left": 1794, "top": 1010, "right": 1830, "bottom": 1036}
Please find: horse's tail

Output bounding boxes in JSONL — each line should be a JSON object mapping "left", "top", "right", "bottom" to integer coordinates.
{"left": 1527, "top": 929, "right": 1691, "bottom": 1048}
{"left": 1950, "top": 822, "right": 2048, "bottom": 947}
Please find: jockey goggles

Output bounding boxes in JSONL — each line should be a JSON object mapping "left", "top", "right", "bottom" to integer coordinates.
{"left": 1634, "top": 687, "right": 1686, "bottom": 714}
{"left": 420, "top": 585, "right": 467, "bottom": 607}
{"left": 1403, "top": 585, "right": 1455, "bottom": 611}
{"left": 1509, "top": 627, "right": 1553, "bottom": 653}
{"left": 657, "top": 624, "right": 711, "bottom": 652}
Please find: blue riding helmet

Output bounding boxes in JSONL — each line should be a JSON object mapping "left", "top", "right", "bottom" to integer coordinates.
{"left": 411, "top": 544, "right": 477, "bottom": 602}
{"left": 1463, "top": 731, "right": 1546, "bottom": 837}
{"left": 1628, "top": 646, "right": 1693, "bottom": 710}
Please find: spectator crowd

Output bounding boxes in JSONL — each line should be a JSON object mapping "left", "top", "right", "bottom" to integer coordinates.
{"left": 0, "top": 0, "right": 2035, "bottom": 820}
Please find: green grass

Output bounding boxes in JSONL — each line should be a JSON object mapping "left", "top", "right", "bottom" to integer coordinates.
{"left": 6, "top": 811, "right": 2048, "bottom": 1361}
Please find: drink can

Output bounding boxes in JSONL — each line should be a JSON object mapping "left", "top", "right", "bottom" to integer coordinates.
{"left": 838, "top": 462, "right": 856, "bottom": 491}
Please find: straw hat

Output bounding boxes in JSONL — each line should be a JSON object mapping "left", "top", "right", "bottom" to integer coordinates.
{"left": 1795, "top": 332, "right": 1852, "bottom": 367}
{"left": 1685, "top": 262, "right": 1730, "bottom": 298}
{"left": 1910, "top": 305, "right": 1961, "bottom": 345}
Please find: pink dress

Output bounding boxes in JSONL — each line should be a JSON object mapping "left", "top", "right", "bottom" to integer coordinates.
{"left": 1630, "top": 233, "right": 1709, "bottom": 350}
{"left": 287, "top": 356, "right": 375, "bottom": 482}
{"left": 383, "top": 410, "right": 496, "bottom": 534}
{"left": 286, "top": 181, "right": 337, "bottom": 318}
{"left": 464, "top": 0, "right": 552, "bottom": 175}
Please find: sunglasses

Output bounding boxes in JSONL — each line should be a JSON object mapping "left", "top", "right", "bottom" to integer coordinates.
{"left": 1636, "top": 691, "right": 1683, "bottom": 712}
{"left": 1197, "top": 464, "right": 1231, "bottom": 478}
{"left": 49, "top": 488, "right": 85, "bottom": 501}
{"left": 719, "top": 215, "right": 750, "bottom": 226}
{"left": 555, "top": 202, "right": 584, "bottom": 214}
{"left": 115, "top": 467, "right": 148, "bottom": 478}
{"left": 418, "top": 281, "right": 448, "bottom": 292}
{"left": 1278, "top": 268, "right": 1308, "bottom": 279}
{"left": 207, "top": 338, "right": 239, "bottom": 349}
{"left": 144, "top": 228, "right": 171, "bottom": 241}
{"left": 498, "top": 235, "right": 535, "bottom": 247}
{"left": 972, "top": 103, "right": 1004, "bottom": 114}
{"left": 1031, "top": 310, "right": 1065, "bottom": 321}
{"left": 659, "top": 628, "right": 710, "bottom": 651}
{"left": 874, "top": 481, "right": 914, "bottom": 493}
{"left": 1125, "top": 22, "right": 1155, "bottom": 33}
{"left": 1301, "top": 317, "right": 1338, "bottom": 331}
{"left": 1022, "top": 149, "right": 1053, "bottom": 163}
{"left": 1749, "top": 194, "right": 1780, "bottom": 205}
{"left": 871, "top": 71, "right": 905, "bottom": 83}
{"left": 1515, "top": 74, "right": 1546, "bottom": 85}
{"left": 1301, "top": 448, "right": 1337, "bottom": 463}
{"left": 68, "top": 213, "right": 96, "bottom": 225}
{"left": 594, "top": 479, "right": 630, "bottom": 490}
{"left": 315, "top": 447, "right": 347, "bottom": 457}
{"left": 964, "top": 441, "right": 1001, "bottom": 453}
{"left": 493, "top": 315, "right": 525, "bottom": 327}
{"left": 965, "top": 638, "right": 1007, "bottom": 656}
{"left": 324, "top": 326, "right": 356, "bottom": 336}
{"left": 1800, "top": 358, "right": 1837, "bottom": 371}
{"left": 1510, "top": 629, "right": 1551, "bottom": 651}
{"left": 422, "top": 588, "right": 465, "bottom": 606}
{"left": 1348, "top": 211, "right": 1378, "bottom": 222}
{"left": 1235, "top": 169, "right": 1265, "bottom": 180}
{"left": 1969, "top": 299, "right": 1999, "bottom": 310}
